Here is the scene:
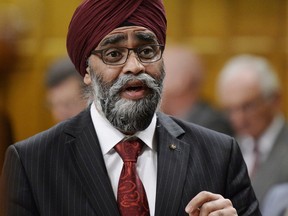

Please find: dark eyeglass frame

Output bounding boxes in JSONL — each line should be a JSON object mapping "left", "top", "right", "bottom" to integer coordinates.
{"left": 90, "top": 44, "right": 164, "bottom": 65}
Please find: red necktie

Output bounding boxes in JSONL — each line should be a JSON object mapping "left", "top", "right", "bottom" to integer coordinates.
{"left": 114, "top": 138, "right": 150, "bottom": 216}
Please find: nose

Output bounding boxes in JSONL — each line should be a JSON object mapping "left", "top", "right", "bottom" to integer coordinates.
{"left": 122, "top": 51, "right": 145, "bottom": 75}
{"left": 228, "top": 108, "right": 246, "bottom": 132}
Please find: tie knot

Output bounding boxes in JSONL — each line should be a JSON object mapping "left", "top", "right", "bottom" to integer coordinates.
{"left": 114, "top": 138, "right": 143, "bottom": 162}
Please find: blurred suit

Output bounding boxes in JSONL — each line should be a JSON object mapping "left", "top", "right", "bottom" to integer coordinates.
{"left": 185, "top": 101, "right": 234, "bottom": 136}
{"left": 252, "top": 123, "right": 288, "bottom": 203}
{"left": 261, "top": 183, "right": 288, "bottom": 216}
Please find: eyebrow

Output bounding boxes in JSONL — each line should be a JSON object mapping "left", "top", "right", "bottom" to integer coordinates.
{"left": 135, "top": 32, "right": 158, "bottom": 44}
{"left": 98, "top": 34, "right": 126, "bottom": 47}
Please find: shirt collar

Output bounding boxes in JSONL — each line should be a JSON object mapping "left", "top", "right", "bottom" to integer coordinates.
{"left": 237, "top": 114, "right": 285, "bottom": 161}
{"left": 90, "top": 102, "right": 157, "bottom": 156}
{"left": 257, "top": 114, "right": 285, "bottom": 158}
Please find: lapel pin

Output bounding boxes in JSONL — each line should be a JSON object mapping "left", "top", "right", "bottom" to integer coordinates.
{"left": 169, "top": 143, "right": 177, "bottom": 150}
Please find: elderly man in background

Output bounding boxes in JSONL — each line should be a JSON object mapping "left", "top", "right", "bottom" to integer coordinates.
{"left": 161, "top": 45, "right": 234, "bottom": 136}
{"left": 217, "top": 54, "right": 288, "bottom": 206}
{"left": 1, "top": 1, "right": 260, "bottom": 215}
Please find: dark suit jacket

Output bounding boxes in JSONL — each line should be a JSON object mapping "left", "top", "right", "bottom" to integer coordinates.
{"left": 1, "top": 109, "right": 261, "bottom": 215}
{"left": 252, "top": 123, "right": 288, "bottom": 204}
{"left": 185, "top": 101, "right": 234, "bottom": 136}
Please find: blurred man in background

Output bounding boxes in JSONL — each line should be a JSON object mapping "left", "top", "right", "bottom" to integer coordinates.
{"left": 216, "top": 54, "right": 288, "bottom": 205}
{"left": 161, "top": 45, "right": 234, "bottom": 136}
{"left": 45, "top": 57, "right": 88, "bottom": 123}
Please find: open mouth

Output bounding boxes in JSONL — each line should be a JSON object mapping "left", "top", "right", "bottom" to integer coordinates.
{"left": 121, "top": 80, "right": 148, "bottom": 100}
{"left": 125, "top": 84, "right": 145, "bottom": 91}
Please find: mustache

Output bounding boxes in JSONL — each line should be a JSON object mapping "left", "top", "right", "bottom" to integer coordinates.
{"left": 108, "top": 73, "right": 161, "bottom": 97}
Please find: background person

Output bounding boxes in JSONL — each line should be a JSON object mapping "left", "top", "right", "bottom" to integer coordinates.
{"left": 216, "top": 54, "right": 288, "bottom": 205}
{"left": 45, "top": 57, "right": 87, "bottom": 123}
{"left": 1, "top": 1, "right": 260, "bottom": 215}
{"left": 161, "top": 45, "right": 234, "bottom": 136}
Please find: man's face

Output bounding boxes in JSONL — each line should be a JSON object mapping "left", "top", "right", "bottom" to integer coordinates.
{"left": 85, "top": 26, "right": 165, "bottom": 134}
{"left": 47, "top": 76, "right": 87, "bottom": 123}
{"left": 218, "top": 72, "right": 276, "bottom": 139}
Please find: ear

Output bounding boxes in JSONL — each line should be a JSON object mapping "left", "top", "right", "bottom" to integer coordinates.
{"left": 84, "top": 66, "right": 92, "bottom": 85}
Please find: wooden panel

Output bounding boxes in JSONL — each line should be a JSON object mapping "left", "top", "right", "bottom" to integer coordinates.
{"left": 188, "top": 0, "right": 229, "bottom": 37}
{"left": 228, "top": 0, "right": 282, "bottom": 37}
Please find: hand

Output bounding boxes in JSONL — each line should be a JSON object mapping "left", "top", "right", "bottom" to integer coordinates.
{"left": 185, "top": 191, "right": 237, "bottom": 216}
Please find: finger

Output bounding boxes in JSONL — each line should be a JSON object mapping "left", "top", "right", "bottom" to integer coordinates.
{"left": 186, "top": 207, "right": 201, "bottom": 216}
{"left": 198, "top": 198, "right": 233, "bottom": 215}
{"left": 206, "top": 206, "right": 237, "bottom": 216}
{"left": 185, "top": 191, "right": 223, "bottom": 213}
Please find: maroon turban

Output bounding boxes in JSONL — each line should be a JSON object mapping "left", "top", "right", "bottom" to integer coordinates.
{"left": 67, "top": 0, "right": 167, "bottom": 77}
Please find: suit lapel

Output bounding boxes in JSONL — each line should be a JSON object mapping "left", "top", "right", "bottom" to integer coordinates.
{"left": 64, "top": 109, "right": 120, "bottom": 216}
{"left": 63, "top": 110, "right": 191, "bottom": 216}
{"left": 154, "top": 113, "right": 190, "bottom": 216}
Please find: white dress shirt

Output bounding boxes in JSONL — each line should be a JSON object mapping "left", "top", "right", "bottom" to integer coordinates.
{"left": 238, "top": 114, "right": 285, "bottom": 176}
{"left": 90, "top": 103, "right": 157, "bottom": 215}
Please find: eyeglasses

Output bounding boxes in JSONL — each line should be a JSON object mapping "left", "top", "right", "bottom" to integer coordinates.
{"left": 224, "top": 95, "right": 267, "bottom": 116}
{"left": 91, "top": 44, "right": 164, "bottom": 65}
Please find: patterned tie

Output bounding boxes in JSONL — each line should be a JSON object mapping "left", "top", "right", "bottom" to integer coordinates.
{"left": 114, "top": 138, "right": 150, "bottom": 216}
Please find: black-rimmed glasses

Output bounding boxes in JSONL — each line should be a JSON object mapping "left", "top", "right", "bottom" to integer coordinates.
{"left": 91, "top": 44, "right": 164, "bottom": 65}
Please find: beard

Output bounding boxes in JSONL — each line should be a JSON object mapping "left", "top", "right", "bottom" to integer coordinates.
{"left": 87, "top": 65, "right": 165, "bottom": 134}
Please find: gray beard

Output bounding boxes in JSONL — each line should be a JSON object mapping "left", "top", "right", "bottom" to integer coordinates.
{"left": 88, "top": 67, "right": 165, "bottom": 134}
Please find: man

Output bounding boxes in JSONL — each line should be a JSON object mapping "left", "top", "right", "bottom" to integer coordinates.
{"left": 45, "top": 57, "right": 87, "bottom": 123}
{"left": 217, "top": 54, "right": 288, "bottom": 205}
{"left": 1, "top": 1, "right": 260, "bottom": 215}
{"left": 161, "top": 45, "right": 234, "bottom": 136}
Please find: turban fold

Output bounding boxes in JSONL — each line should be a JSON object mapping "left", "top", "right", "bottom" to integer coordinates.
{"left": 67, "top": 0, "right": 167, "bottom": 77}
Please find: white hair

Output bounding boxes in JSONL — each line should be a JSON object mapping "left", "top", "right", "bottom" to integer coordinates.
{"left": 217, "top": 54, "right": 280, "bottom": 98}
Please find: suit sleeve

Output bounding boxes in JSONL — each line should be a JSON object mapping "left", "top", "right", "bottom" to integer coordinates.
{"left": 1, "top": 145, "right": 39, "bottom": 216}
{"left": 226, "top": 138, "right": 261, "bottom": 216}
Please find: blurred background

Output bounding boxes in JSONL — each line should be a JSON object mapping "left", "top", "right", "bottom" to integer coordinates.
{"left": 1, "top": 0, "right": 288, "bottom": 142}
